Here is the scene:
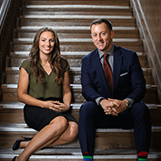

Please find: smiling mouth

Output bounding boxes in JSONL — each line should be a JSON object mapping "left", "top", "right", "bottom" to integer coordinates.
{"left": 97, "top": 43, "right": 104, "bottom": 47}
{"left": 44, "top": 48, "right": 51, "bottom": 50}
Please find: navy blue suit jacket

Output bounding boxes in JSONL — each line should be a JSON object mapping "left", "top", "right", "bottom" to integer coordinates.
{"left": 81, "top": 45, "right": 146, "bottom": 103}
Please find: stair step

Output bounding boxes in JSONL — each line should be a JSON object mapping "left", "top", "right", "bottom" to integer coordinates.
{"left": 1, "top": 83, "right": 157, "bottom": 90}
{"left": 0, "top": 102, "right": 81, "bottom": 110}
{"left": 1, "top": 101, "right": 161, "bottom": 124}
{"left": 17, "top": 29, "right": 139, "bottom": 39}
{"left": 1, "top": 84, "right": 159, "bottom": 103}
{"left": 1, "top": 148, "right": 159, "bottom": 156}
{"left": 25, "top": 4, "right": 130, "bottom": 9}
{"left": 0, "top": 148, "right": 160, "bottom": 161}
{"left": 13, "top": 40, "right": 142, "bottom": 45}
{"left": 0, "top": 102, "right": 160, "bottom": 110}
{"left": 25, "top": 0, "right": 130, "bottom": 6}
{"left": 22, "top": 6, "right": 133, "bottom": 15}
{"left": 5, "top": 67, "right": 153, "bottom": 84}
{"left": 0, "top": 102, "right": 161, "bottom": 126}
{"left": 8, "top": 51, "right": 148, "bottom": 69}
{"left": 19, "top": 19, "right": 136, "bottom": 27}
{"left": 13, "top": 38, "right": 140, "bottom": 43}
{"left": 10, "top": 51, "right": 145, "bottom": 57}
{"left": 18, "top": 26, "right": 136, "bottom": 31}
{"left": 21, "top": 15, "right": 133, "bottom": 20}
{"left": 23, "top": 6, "right": 131, "bottom": 10}
{"left": 0, "top": 123, "right": 160, "bottom": 150}
{"left": 5, "top": 123, "right": 159, "bottom": 133}
{"left": 12, "top": 41, "right": 143, "bottom": 53}
{"left": 22, "top": 9, "right": 132, "bottom": 17}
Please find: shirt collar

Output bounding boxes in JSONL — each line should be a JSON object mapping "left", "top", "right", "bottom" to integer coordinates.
{"left": 98, "top": 44, "right": 114, "bottom": 59}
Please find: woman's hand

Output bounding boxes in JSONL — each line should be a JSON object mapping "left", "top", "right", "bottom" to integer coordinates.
{"left": 43, "top": 101, "right": 69, "bottom": 113}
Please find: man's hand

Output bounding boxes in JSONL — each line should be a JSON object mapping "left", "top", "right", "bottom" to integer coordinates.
{"left": 99, "top": 98, "right": 127, "bottom": 116}
{"left": 99, "top": 99, "right": 119, "bottom": 116}
{"left": 108, "top": 98, "right": 127, "bottom": 114}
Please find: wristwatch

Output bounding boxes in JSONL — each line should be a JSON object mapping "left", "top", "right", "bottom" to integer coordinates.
{"left": 125, "top": 100, "right": 132, "bottom": 109}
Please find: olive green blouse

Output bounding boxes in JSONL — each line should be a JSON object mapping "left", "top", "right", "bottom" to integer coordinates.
{"left": 21, "top": 58, "right": 70, "bottom": 99}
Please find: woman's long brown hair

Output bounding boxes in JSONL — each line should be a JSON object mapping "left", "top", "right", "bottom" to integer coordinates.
{"left": 29, "top": 27, "right": 63, "bottom": 85}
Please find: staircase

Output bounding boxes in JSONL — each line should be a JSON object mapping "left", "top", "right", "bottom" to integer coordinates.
{"left": 0, "top": 0, "right": 161, "bottom": 160}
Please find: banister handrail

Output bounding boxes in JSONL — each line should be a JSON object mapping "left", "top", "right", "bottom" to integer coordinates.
{"left": 0, "top": 0, "right": 12, "bottom": 34}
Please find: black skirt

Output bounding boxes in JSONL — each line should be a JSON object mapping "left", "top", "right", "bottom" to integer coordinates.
{"left": 24, "top": 97, "right": 77, "bottom": 131}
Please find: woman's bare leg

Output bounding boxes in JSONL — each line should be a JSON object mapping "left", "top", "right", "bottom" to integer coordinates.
{"left": 37, "top": 121, "right": 78, "bottom": 150}
{"left": 19, "top": 121, "right": 78, "bottom": 149}
{"left": 16, "top": 116, "right": 72, "bottom": 161}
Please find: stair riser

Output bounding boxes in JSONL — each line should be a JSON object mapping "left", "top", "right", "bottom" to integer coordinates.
{"left": 1, "top": 109, "right": 161, "bottom": 126}
{"left": 1, "top": 90, "right": 85, "bottom": 103}
{"left": 1, "top": 88, "right": 159, "bottom": 104}
{"left": 25, "top": 0, "right": 130, "bottom": 6}
{"left": 12, "top": 46, "right": 143, "bottom": 55}
{"left": 22, "top": 10, "right": 133, "bottom": 16}
{"left": 13, "top": 41, "right": 143, "bottom": 50}
{"left": 19, "top": 19, "right": 136, "bottom": 27}
{"left": 17, "top": 31, "right": 139, "bottom": 39}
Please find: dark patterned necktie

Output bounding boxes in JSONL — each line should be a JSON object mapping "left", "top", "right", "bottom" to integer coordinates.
{"left": 103, "top": 54, "right": 113, "bottom": 92}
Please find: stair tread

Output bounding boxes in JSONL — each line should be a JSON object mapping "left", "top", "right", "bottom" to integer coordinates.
{"left": 0, "top": 101, "right": 81, "bottom": 110}
{"left": 0, "top": 101, "right": 161, "bottom": 110}
{"left": 22, "top": 9, "right": 133, "bottom": 15}
{"left": 24, "top": 5, "right": 130, "bottom": 9}
{"left": 13, "top": 40, "right": 142, "bottom": 45}
{"left": 22, "top": 10, "right": 132, "bottom": 16}
{"left": 21, "top": 15, "right": 133, "bottom": 19}
{"left": 0, "top": 148, "right": 160, "bottom": 159}
{"left": 1, "top": 83, "right": 158, "bottom": 89}
{"left": 10, "top": 51, "right": 144, "bottom": 57}
{"left": 5, "top": 66, "right": 151, "bottom": 72}
{"left": 23, "top": 5, "right": 131, "bottom": 9}
{"left": 18, "top": 26, "right": 136, "bottom": 31}
{"left": 0, "top": 154, "right": 160, "bottom": 160}
{"left": 0, "top": 148, "right": 160, "bottom": 154}
{"left": 0, "top": 123, "right": 160, "bottom": 133}
{"left": 14, "top": 38, "right": 140, "bottom": 43}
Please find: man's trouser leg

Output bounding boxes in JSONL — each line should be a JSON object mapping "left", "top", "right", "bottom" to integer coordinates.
{"left": 78, "top": 102, "right": 98, "bottom": 157}
{"left": 131, "top": 102, "right": 151, "bottom": 153}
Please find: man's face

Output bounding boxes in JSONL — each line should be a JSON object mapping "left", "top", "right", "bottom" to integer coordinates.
{"left": 91, "top": 23, "right": 114, "bottom": 53}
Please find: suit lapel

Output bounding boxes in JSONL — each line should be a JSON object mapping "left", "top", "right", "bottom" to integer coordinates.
{"left": 113, "top": 46, "right": 122, "bottom": 96}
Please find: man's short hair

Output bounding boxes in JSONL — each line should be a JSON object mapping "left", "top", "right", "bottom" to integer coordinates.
{"left": 90, "top": 19, "right": 113, "bottom": 31}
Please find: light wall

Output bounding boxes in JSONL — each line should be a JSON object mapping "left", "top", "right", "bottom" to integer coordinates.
{"left": 130, "top": 0, "right": 161, "bottom": 102}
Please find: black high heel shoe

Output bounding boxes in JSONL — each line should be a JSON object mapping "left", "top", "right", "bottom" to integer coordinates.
{"left": 12, "top": 156, "right": 17, "bottom": 161}
{"left": 12, "top": 156, "right": 29, "bottom": 161}
{"left": 12, "top": 138, "right": 31, "bottom": 150}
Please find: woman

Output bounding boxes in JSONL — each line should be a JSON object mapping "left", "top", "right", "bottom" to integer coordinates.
{"left": 12, "top": 28, "right": 78, "bottom": 161}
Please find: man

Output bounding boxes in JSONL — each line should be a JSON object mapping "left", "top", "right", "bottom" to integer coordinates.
{"left": 78, "top": 19, "right": 151, "bottom": 161}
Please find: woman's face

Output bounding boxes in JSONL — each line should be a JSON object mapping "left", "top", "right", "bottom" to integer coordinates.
{"left": 39, "top": 31, "right": 55, "bottom": 56}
